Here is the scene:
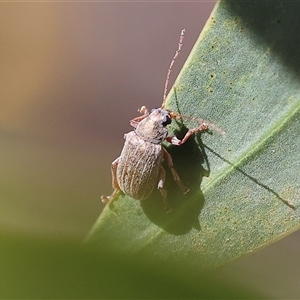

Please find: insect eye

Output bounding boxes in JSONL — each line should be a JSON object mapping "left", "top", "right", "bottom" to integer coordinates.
{"left": 162, "top": 115, "right": 172, "bottom": 126}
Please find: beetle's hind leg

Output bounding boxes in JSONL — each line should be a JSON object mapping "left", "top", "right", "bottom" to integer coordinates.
{"left": 163, "top": 148, "right": 189, "bottom": 194}
{"left": 101, "top": 189, "right": 122, "bottom": 204}
{"left": 101, "top": 157, "right": 122, "bottom": 207}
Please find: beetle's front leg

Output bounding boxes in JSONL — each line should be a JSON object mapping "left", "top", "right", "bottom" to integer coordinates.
{"left": 166, "top": 123, "right": 208, "bottom": 146}
{"left": 163, "top": 148, "right": 189, "bottom": 194}
{"left": 157, "top": 166, "right": 172, "bottom": 213}
{"left": 130, "top": 106, "right": 150, "bottom": 128}
{"left": 101, "top": 157, "right": 122, "bottom": 204}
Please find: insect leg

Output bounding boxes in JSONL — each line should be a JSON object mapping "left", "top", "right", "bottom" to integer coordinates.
{"left": 157, "top": 166, "right": 172, "bottom": 213}
{"left": 130, "top": 106, "right": 150, "bottom": 128}
{"left": 101, "top": 157, "right": 122, "bottom": 203}
{"left": 111, "top": 157, "right": 120, "bottom": 189}
{"left": 163, "top": 148, "right": 189, "bottom": 194}
{"left": 166, "top": 123, "right": 208, "bottom": 146}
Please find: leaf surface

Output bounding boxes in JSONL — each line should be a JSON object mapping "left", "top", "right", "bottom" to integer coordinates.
{"left": 87, "top": 0, "right": 300, "bottom": 271}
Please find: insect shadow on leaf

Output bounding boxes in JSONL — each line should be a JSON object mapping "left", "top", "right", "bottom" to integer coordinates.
{"left": 141, "top": 119, "right": 210, "bottom": 235}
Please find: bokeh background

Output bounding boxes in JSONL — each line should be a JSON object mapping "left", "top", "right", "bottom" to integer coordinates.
{"left": 1, "top": 2, "right": 300, "bottom": 298}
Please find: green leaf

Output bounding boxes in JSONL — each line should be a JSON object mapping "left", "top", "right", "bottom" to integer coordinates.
{"left": 87, "top": 0, "right": 300, "bottom": 273}
{"left": 0, "top": 232, "right": 259, "bottom": 298}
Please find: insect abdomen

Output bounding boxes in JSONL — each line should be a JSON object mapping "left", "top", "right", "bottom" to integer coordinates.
{"left": 117, "top": 131, "right": 163, "bottom": 200}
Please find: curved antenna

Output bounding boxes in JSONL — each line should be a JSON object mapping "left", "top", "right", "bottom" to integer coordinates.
{"left": 162, "top": 29, "right": 186, "bottom": 108}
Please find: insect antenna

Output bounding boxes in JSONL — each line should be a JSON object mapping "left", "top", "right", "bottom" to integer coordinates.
{"left": 162, "top": 29, "right": 186, "bottom": 108}
{"left": 161, "top": 30, "right": 225, "bottom": 136}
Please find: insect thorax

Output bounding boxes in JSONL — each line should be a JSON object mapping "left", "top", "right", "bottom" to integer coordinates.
{"left": 135, "top": 108, "right": 170, "bottom": 144}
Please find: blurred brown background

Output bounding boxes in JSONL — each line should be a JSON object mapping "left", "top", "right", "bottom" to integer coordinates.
{"left": 1, "top": 2, "right": 299, "bottom": 298}
{"left": 1, "top": 2, "right": 216, "bottom": 238}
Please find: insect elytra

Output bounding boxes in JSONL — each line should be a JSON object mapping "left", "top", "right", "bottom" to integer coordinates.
{"left": 101, "top": 29, "right": 221, "bottom": 212}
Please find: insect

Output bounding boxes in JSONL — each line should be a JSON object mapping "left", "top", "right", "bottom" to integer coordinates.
{"left": 101, "top": 29, "right": 222, "bottom": 212}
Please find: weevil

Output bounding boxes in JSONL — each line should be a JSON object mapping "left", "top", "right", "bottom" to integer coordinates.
{"left": 101, "top": 29, "right": 222, "bottom": 212}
